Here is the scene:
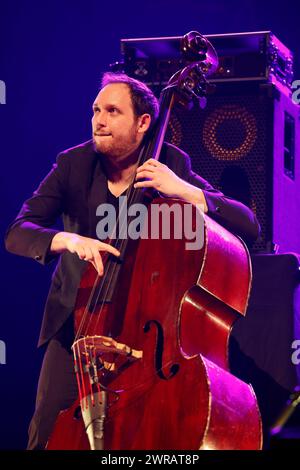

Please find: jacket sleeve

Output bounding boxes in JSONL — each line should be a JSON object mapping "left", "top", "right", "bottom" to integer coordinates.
{"left": 166, "top": 144, "right": 261, "bottom": 245}
{"left": 5, "top": 152, "right": 70, "bottom": 265}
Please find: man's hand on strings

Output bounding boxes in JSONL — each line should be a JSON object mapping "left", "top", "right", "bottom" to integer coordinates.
{"left": 50, "top": 232, "right": 120, "bottom": 275}
{"left": 134, "top": 158, "right": 186, "bottom": 198}
{"left": 134, "top": 158, "right": 208, "bottom": 211}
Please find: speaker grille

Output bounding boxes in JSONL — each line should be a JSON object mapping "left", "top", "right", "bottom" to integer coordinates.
{"left": 166, "top": 85, "right": 274, "bottom": 251}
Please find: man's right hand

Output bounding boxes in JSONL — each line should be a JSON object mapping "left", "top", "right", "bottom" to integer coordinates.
{"left": 50, "top": 232, "right": 120, "bottom": 276}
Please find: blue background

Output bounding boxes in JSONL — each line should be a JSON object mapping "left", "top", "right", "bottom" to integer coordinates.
{"left": 1, "top": 0, "right": 299, "bottom": 449}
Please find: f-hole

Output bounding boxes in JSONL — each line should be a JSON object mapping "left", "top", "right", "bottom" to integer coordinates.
{"left": 144, "top": 319, "right": 179, "bottom": 380}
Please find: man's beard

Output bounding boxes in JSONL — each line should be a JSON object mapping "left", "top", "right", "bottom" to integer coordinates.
{"left": 93, "top": 127, "right": 140, "bottom": 159}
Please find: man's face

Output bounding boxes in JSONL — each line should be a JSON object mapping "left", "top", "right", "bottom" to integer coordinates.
{"left": 92, "top": 83, "right": 144, "bottom": 159}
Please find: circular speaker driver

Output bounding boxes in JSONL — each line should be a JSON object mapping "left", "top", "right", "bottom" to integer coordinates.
{"left": 203, "top": 105, "right": 257, "bottom": 161}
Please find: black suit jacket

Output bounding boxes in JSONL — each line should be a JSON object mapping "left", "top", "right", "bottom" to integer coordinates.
{"left": 5, "top": 140, "right": 260, "bottom": 346}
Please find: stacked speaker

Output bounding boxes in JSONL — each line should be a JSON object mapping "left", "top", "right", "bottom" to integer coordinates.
{"left": 166, "top": 81, "right": 300, "bottom": 253}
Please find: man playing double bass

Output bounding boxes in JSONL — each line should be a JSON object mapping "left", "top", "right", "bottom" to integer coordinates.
{"left": 5, "top": 73, "right": 260, "bottom": 449}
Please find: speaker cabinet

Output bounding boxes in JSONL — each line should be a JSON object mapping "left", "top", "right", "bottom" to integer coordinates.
{"left": 166, "top": 82, "right": 300, "bottom": 253}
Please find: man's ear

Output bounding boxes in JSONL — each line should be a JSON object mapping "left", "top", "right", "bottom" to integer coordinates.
{"left": 137, "top": 114, "right": 151, "bottom": 134}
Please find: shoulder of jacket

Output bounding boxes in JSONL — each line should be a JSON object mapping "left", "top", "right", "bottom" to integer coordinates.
{"left": 162, "top": 141, "right": 189, "bottom": 160}
{"left": 162, "top": 141, "right": 190, "bottom": 171}
{"left": 57, "top": 139, "right": 96, "bottom": 162}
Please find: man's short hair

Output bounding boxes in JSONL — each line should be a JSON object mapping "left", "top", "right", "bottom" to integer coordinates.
{"left": 101, "top": 72, "right": 159, "bottom": 132}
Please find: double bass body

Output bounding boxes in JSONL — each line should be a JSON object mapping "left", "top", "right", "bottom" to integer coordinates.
{"left": 48, "top": 198, "right": 262, "bottom": 450}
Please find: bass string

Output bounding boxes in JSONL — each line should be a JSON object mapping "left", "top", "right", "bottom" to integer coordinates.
{"left": 87, "top": 145, "right": 152, "bottom": 337}
{"left": 74, "top": 183, "right": 135, "bottom": 342}
{"left": 74, "top": 143, "right": 148, "bottom": 342}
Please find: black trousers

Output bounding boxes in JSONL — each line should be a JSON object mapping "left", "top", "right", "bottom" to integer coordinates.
{"left": 27, "top": 316, "right": 78, "bottom": 450}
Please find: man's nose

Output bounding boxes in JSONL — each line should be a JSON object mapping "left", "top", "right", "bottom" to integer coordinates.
{"left": 94, "top": 110, "right": 107, "bottom": 127}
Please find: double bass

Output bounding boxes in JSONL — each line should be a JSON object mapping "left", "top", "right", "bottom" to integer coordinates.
{"left": 47, "top": 31, "right": 262, "bottom": 450}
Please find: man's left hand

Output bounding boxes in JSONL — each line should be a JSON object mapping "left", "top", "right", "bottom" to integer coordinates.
{"left": 134, "top": 158, "right": 185, "bottom": 198}
{"left": 134, "top": 158, "right": 208, "bottom": 212}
